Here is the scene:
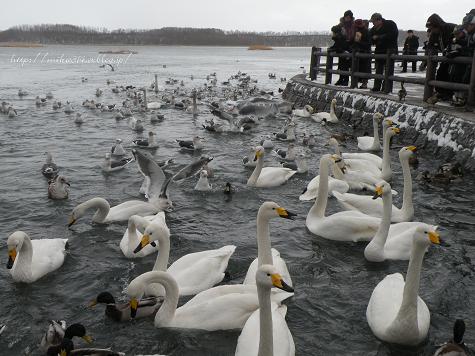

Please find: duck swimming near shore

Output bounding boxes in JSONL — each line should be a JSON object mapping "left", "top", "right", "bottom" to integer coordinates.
{"left": 42, "top": 152, "right": 59, "bottom": 179}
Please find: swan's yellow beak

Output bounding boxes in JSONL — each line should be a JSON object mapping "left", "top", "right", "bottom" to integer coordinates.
{"left": 407, "top": 146, "right": 417, "bottom": 152}
{"left": 392, "top": 127, "right": 401, "bottom": 134}
{"left": 7, "top": 248, "right": 16, "bottom": 269}
{"left": 386, "top": 119, "right": 393, "bottom": 126}
{"left": 67, "top": 215, "right": 77, "bottom": 227}
{"left": 130, "top": 297, "right": 138, "bottom": 318}
{"left": 276, "top": 207, "right": 297, "bottom": 220}
{"left": 429, "top": 231, "right": 440, "bottom": 244}
{"left": 372, "top": 185, "right": 383, "bottom": 199}
{"left": 60, "top": 350, "right": 67, "bottom": 356}
{"left": 271, "top": 273, "right": 294, "bottom": 293}
{"left": 133, "top": 234, "right": 151, "bottom": 254}
{"left": 254, "top": 150, "right": 263, "bottom": 161}
{"left": 82, "top": 335, "right": 93, "bottom": 344}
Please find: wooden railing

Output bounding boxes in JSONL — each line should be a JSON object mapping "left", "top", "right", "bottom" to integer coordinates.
{"left": 309, "top": 46, "right": 475, "bottom": 107}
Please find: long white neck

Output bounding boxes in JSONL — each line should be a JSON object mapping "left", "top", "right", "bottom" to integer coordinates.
{"left": 257, "top": 282, "right": 273, "bottom": 356}
{"left": 330, "top": 141, "right": 342, "bottom": 157}
{"left": 400, "top": 154, "right": 414, "bottom": 220}
{"left": 84, "top": 198, "right": 110, "bottom": 222}
{"left": 364, "top": 190, "right": 392, "bottom": 261}
{"left": 127, "top": 216, "right": 149, "bottom": 253}
{"left": 133, "top": 272, "right": 179, "bottom": 327}
{"left": 390, "top": 239, "right": 427, "bottom": 335}
{"left": 248, "top": 155, "right": 264, "bottom": 186}
{"left": 381, "top": 130, "right": 392, "bottom": 179}
{"left": 152, "top": 229, "right": 170, "bottom": 272}
{"left": 372, "top": 119, "right": 381, "bottom": 149}
{"left": 309, "top": 156, "right": 330, "bottom": 218}
{"left": 330, "top": 101, "right": 338, "bottom": 121}
{"left": 16, "top": 233, "right": 33, "bottom": 279}
{"left": 256, "top": 210, "right": 273, "bottom": 267}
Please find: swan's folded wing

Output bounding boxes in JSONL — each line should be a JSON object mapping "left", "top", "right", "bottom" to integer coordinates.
{"left": 31, "top": 239, "right": 68, "bottom": 280}
{"left": 168, "top": 246, "right": 236, "bottom": 295}
{"left": 366, "top": 273, "right": 404, "bottom": 335}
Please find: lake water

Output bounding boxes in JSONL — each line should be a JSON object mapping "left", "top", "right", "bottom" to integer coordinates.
{"left": 0, "top": 45, "right": 474, "bottom": 356}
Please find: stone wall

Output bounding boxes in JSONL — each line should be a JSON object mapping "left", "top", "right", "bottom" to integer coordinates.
{"left": 283, "top": 76, "right": 475, "bottom": 171}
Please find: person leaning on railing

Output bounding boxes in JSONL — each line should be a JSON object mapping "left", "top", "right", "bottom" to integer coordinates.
{"left": 368, "top": 12, "right": 399, "bottom": 93}
{"left": 425, "top": 13, "right": 457, "bottom": 103}
{"left": 446, "top": 12, "right": 475, "bottom": 106}
{"left": 352, "top": 19, "right": 371, "bottom": 89}
{"left": 328, "top": 23, "right": 351, "bottom": 86}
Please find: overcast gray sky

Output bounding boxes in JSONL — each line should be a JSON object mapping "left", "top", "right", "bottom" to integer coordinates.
{"left": 1, "top": 0, "right": 471, "bottom": 32}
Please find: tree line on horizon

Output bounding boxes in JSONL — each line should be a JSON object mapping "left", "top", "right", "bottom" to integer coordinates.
{"left": 0, "top": 24, "right": 427, "bottom": 47}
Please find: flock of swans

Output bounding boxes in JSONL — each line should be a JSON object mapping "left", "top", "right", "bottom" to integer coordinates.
{"left": 3, "top": 69, "right": 469, "bottom": 356}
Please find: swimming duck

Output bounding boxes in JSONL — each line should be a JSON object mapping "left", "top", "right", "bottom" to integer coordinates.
{"left": 133, "top": 131, "right": 158, "bottom": 148}
{"left": 434, "top": 319, "right": 468, "bottom": 356}
{"left": 89, "top": 291, "right": 161, "bottom": 322}
{"left": 176, "top": 136, "right": 204, "bottom": 151}
{"left": 42, "top": 152, "right": 59, "bottom": 179}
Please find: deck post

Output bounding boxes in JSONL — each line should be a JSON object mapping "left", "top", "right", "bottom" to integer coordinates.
{"left": 154, "top": 74, "right": 159, "bottom": 93}
{"left": 350, "top": 51, "right": 358, "bottom": 88}
{"left": 310, "top": 47, "right": 321, "bottom": 81}
{"left": 423, "top": 55, "right": 436, "bottom": 102}
{"left": 383, "top": 51, "right": 392, "bottom": 93}
{"left": 467, "top": 54, "right": 475, "bottom": 107}
{"left": 325, "top": 54, "right": 333, "bottom": 85}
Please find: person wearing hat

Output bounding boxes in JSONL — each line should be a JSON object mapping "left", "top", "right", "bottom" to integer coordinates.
{"left": 352, "top": 19, "right": 371, "bottom": 89}
{"left": 425, "top": 14, "right": 457, "bottom": 103}
{"left": 368, "top": 12, "right": 399, "bottom": 93}
{"left": 329, "top": 10, "right": 355, "bottom": 86}
{"left": 402, "top": 30, "right": 420, "bottom": 72}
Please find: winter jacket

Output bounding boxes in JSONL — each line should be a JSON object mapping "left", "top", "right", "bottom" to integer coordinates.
{"left": 426, "top": 14, "right": 456, "bottom": 53}
{"left": 352, "top": 27, "right": 371, "bottom": 52}
{"left": 329, "top": 25, "right": 351, "bottom": 53}
{"left": 369, "top": 19, "right": 399, "bottom": 53}
{"left": 403, "top": 36, "right": 419, "bottom": 53}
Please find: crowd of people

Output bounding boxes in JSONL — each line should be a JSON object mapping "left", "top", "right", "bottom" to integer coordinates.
{"left": 328, "top": 9, "right": 475, "bottom": 106}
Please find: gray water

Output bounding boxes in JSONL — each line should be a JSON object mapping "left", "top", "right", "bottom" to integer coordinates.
{"left": 0, "top": 45, "right": 474, "bottom": 356}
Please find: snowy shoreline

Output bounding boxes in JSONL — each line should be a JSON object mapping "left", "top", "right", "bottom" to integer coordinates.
{"left": 284, "top": 75, "right": 475, "bottom": 171}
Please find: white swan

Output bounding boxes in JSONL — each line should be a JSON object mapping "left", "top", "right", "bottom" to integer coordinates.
{"left": 329, "top": 138, "right": 383, "bottom": 168}
{"left": 312, "top": 98, "right": 338, "bottom": 123}
{"left": 134, "top": 222, "right": 235, "bottom": 296}
{"left": 357, "top": 113, "right": 384, "bottom": 151}
{"left": 366, "top": 226, "right": 440, "bottom": 345}
{"left": 247, "top": 146, "right": 296, "bottom": 187}
{"left": 306, "top": 155, "right": 380, "bottom": 242}
{"left": 243, "top": 202, "right": 295, "bottom": 286}
{"left": 6, "top": 231, "right": 68, "bottom": 283}
{"left": 299, "top": 157, "right": 350, "bottom": 201}
{"left": 364, "top": 181, "right": 438, "bottom": 262}
{"left": 235, "top": 265, "right": 295, "bottom": 356}
{"left": 126, "top": 270, "right": 291, "bottom": 330}
{"left": 292, "top": 105, "right": 313, "bottom": 118}
{"left": 68, "top": 197, "right": 160, "bottom": 226}
{"left": 120, "top": 214, "right": 164, "bottom": 258}
{"left": 334, "top": 146, "right": 415, "bottom": 221}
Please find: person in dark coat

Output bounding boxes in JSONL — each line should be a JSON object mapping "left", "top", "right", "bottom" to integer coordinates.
{"left": 402, "top": 30, "right": 419, "bottom": 72}
{"left": 368, "top": 12, "right": 399, "bottom": 93}
{"left": 352, "top": 19, "right": 371, "bottom": 88}
{"left": 329, "top": 10, "right": 355, "bottom": 86}
{"left": 425, "top": 14, "right": 457, "bottom": 101}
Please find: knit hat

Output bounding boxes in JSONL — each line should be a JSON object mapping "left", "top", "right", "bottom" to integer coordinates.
{"left": 462, "top": 13, "right": 475, "bottom": 25}
{"left": 344, "top": 10, "right": 353, "bottom": 18}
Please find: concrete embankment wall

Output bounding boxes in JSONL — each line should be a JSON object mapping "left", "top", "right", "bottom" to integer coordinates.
{"left": 283, "top": 75, "right": 475, "bottom": 172}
